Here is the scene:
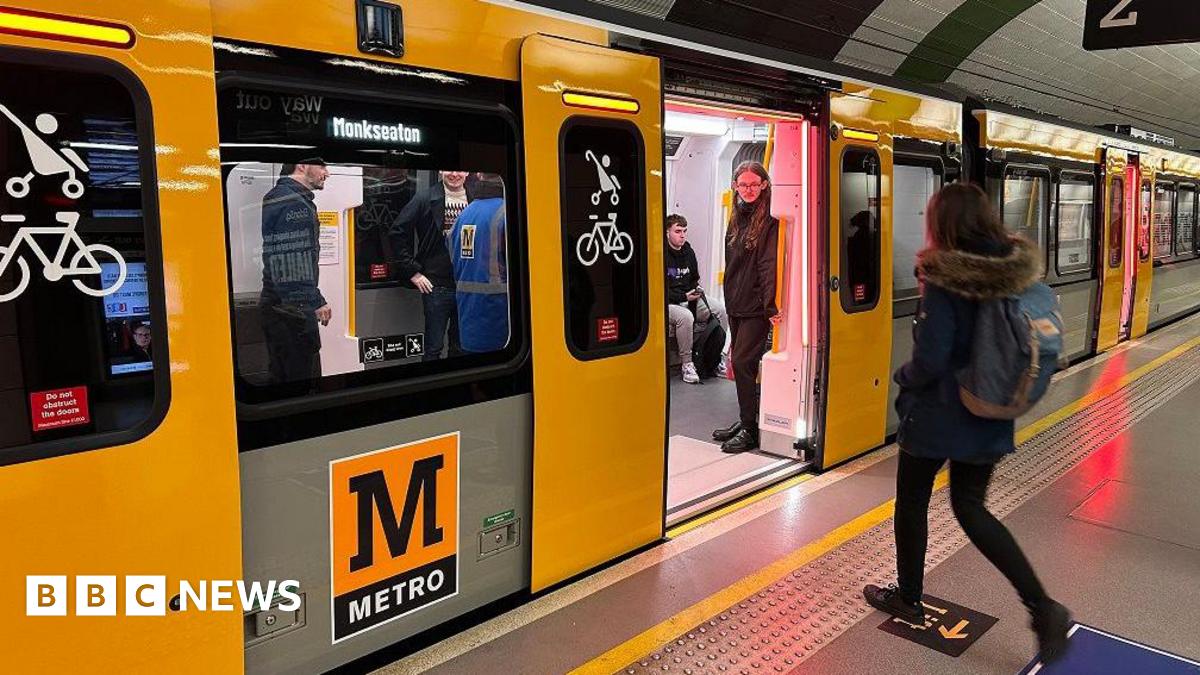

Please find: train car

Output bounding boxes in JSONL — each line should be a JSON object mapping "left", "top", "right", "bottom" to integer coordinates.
{"left": 968, "top": 103, "right": 1200, "bottom": 361}
{"left": 4, "top": 2, "right": 1200, "bottom": 674}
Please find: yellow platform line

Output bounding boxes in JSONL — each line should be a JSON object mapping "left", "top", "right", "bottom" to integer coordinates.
{"left": 666, "top": 472, "right": 815, "bottom": 539}
{"left": 571, "top": 335, "right": 1200, "bottom": 674}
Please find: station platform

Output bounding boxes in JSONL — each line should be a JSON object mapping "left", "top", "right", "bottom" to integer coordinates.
{"left": 372, "top": 315, "right": 1200, "bottom": 675}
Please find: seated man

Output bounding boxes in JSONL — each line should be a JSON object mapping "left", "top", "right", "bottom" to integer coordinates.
{"left": 665, "top": 214, "right": 727, "bottom": 383}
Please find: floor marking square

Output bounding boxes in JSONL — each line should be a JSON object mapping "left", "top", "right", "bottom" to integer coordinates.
{"left": 876, "top": 594, "right": 999, "bottom": 657}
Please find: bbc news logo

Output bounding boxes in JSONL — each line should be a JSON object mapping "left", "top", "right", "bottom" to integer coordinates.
{"left": 26, "top": 576, "right": 301, "bottom": 616}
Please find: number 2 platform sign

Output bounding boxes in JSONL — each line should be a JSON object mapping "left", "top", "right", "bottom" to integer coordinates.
{"left": 329, "top": 432, "right": 460, "bottom": 642}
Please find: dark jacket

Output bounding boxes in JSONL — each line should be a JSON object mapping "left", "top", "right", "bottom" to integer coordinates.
{"left": 723, "top": 212, "right": 780, "bottom": 318}
{"left": 895, "top": 236, "right": 1042, "bottom": 464}
{"left": 260, "top": 177, "right": 326, "bottom": 321}
{"left": 665, "top": 241, "right": 700, "bottom": 305}
{"left": 389, "top": 182, "right": 455, "bottom": 289}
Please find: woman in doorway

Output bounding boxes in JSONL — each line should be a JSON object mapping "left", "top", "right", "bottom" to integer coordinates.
{"left": 712, "top": 161, "right": 781, "bottom": 453}
{"left": 862, "top": 183, "right": 1070, "bottom": 662}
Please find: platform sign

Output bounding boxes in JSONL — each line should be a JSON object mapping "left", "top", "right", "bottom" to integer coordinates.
{"left": 329, "top": 433, "right": 459, "bottom": 643}
{"left": 1020, "top": 624, "right": 1200, "bottom": 674}
{"left": 1084, "top": 1, "right": 1200, "bottom": 51}
{"left": 877, "top": 594, "right": 998, "bottom": 657}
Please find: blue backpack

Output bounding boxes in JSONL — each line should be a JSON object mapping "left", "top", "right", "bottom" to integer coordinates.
{"left": 958, "top": 281, "right": 1065, "bottom": 420}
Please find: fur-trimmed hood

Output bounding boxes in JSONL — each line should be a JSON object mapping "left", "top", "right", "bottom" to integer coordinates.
{"left": 916, "top": 236, "right": 1043, "bottom": 300}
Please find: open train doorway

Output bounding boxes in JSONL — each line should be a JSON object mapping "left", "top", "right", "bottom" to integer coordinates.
{"left": 663, "top": 94, "right": 819, "bottom": 525}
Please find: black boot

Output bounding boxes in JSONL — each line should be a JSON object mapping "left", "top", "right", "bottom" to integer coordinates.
{"left": 720, "top": 426, "right": 758, "bottom": 453}
{"left": 712, "top": 420, "right": 742, "bottom": 443}
{"left": 1030, "top": 599, "right": 1071, "bottom": 663}
{"left": 863, "top": 584, "right": 924, "bottom": 625}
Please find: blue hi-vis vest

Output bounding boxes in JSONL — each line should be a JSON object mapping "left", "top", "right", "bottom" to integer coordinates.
{"left": 450, "top": 197, "right": 508, "bottom": 353}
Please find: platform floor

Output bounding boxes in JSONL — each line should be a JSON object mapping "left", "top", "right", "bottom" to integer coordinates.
{"left": 372, "top": 315, "right": 1200, "bottom": 675}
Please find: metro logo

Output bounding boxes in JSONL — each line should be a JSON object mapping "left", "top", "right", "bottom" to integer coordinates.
{"left": 329, "top": 433, "right": 459, "bottom": 642}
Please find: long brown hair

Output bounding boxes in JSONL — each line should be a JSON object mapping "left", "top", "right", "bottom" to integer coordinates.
{"left": 925, "top": 182, "right": 1008, "bottom": 252}
{"left": 727, "top": 161, "right": 772, "bottom": 250}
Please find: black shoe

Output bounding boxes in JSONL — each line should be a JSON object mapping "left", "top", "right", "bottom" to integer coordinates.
{"left": 720, "top": 427, "right": 758, "bottom": 453}
{"left": 1030, "top": 599, "right": 1071, "bottom": 663}
{"left": 712, "top": 420, "right": 742, "bottom": 443}
{"left": 863, "top": 584, "right": 924, "bottom": 625}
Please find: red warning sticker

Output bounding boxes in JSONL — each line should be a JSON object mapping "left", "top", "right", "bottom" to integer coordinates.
{"left": 370, "top": 263, "right": 389, "bottom": 280}
{"left": 597, "top": 317, "right": 619, "bottom": 343}
{"left": 853, "top": 283, "right": 867, "bottom": 302}
{"left": 30, "top": 386, "right": 90, "bottom": 432}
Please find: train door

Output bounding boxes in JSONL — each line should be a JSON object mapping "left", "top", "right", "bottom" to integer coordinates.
{"left": 661, "top": 95, "right": 815, "bottom": 523}
{"left": 822, "top": 109, "right": 893, "bottom": 468}
{"left": 0, "top": 3, "right": 243, "bottom": 673}
{"left": 1131, "top": 162, "right": 1155, "bottom": 338}
{"left": 519, "top": 36, "right": 666, "bottom": 591}
{"left": 1098, "top": 151, "right": 1129, "bottom": 350}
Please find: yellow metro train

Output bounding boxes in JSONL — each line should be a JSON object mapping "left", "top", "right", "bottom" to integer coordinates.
{"left": 1, "top": 2, "right": 1199, "bottom": 673}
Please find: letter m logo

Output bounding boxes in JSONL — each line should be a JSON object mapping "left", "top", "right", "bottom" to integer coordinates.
{"left": 329, "top": 434, "right": 460, "bottom": 597}
{"left": 347, "top": 457, "right": 444, "bottom": 572}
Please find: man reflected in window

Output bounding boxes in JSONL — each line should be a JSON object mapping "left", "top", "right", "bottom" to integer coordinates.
{"left": 259, "top": 158, "right": 330, "bottom": 385}
{"left": 449, "top": 172, "right": 508, "bottom": 353}
{"left": 391, "top": 170, "right": 467, "bottom": 361}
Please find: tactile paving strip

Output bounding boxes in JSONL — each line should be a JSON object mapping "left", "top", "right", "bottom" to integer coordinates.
{"left": 620, "top": 346, "right": 1200, "bottom": 674}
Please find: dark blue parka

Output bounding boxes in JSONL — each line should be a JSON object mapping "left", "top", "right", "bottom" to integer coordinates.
{"left": 895, "top": 236, "right": 1042, "bottom": 464}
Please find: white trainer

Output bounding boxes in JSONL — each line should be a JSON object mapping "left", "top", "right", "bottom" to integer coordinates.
{"left": 682, "top": 362, "right": 700, "bottom": 384}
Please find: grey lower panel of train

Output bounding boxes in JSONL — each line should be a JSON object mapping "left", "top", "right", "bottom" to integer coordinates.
{"left": 1149, "top": 259, "right": 1200, "bottom": 329}
{"left": 239, "top": 395, "right": 532, "bottom": 674}
{"left": 885, "top": 279, "right": 1096, "bottom": 435}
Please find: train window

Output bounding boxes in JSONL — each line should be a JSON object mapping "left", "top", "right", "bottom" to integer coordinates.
{"left": 892, "top": 159, "right": 942, "bottom": 299}
{"left": 1108, "top": 177, "right": 1124, "bottom": 268}
{"left": 840, "top": 148, "right": 881, "bottom": 312}
{"left": 0, "top": 52, "right": 166, "bottom": 462}
{"left": 1153, "top": 182, "right": 1175, "bottom": 260}
{"left": 1139, "top": 181, "right": 1152, "bottom": 261}
{"left": 1056, "top": 173, "right": 1094, "bottom": 275}
{"left": 1177, "top": 185, "right": 1197, "bottom": 256}
{"left": 559, "top": 119, "right": 647, "bottom": 358}
{"left": 217, "top": 84, "right": 522, "bottom": 404}
{"left": 1001, "top": 167, "right": 1049, "bottom": 249}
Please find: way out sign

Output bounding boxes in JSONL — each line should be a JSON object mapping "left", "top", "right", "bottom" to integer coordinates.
{"left": 1083, "top": 0, "right": 1200, "bottom": 50}
{"left": 877, "top": 594, "right": 998, "bottom": 657}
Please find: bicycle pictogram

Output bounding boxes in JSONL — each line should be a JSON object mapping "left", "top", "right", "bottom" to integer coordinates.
{"left": 575, "top": 147, "right": 634, "bottom": 267}
{"left": 0, "top": 212, "right": 127, "bottom": 303}
{"left": 576, "top": 212, "right": 633, "bottom": 267}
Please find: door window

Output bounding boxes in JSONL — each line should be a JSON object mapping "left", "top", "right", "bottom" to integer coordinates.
{"left": 839, "top": 148, "right": 881, "bottom": 312}
{"left": 1108, "top": 177, "right": 1124, "bottom": 268}
{"left": 0, "top": 51, "right": 166, "bottom": 462}
{"left": 560, "top": 119, "right": 647, "bottom": 358}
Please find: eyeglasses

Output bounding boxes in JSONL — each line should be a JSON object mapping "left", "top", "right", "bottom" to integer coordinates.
{"left": 735, "top": 182, "right": 764, "bottom": 191}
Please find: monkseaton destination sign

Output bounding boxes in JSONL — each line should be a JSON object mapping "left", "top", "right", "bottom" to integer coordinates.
{"left": 330, "top": 116, "right": 423, "bottom": 144}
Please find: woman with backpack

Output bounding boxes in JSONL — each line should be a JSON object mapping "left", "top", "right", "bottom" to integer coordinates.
{"left": 862, "top": 183, "right": 1071, "bottom": 662}
{"left": 712, "top": 161, "right": 781, "bottom": 453}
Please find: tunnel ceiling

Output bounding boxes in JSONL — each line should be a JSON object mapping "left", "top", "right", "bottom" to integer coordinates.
{"left": 572, "top": 0, "right": 1200, "bottom": 150}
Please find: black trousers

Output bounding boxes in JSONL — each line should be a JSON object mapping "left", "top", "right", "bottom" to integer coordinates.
{"left": 262, "top": 308, "right": 321, "bottom": 385}
{"left": 895, "top": 451, "right": 1048, "bottom": 607}
{"left": 729, "top": 315, "right": 770, "bottom": 427}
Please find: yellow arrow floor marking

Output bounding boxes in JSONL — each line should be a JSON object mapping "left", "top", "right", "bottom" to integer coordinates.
{"left": 939, "top": 619, "right": 970, "bottom": 639}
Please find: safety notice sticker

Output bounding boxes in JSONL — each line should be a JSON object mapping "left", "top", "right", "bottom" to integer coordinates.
{"left": 30, "top": 386, "right": 90, "bottom": 432}
{"left": 329, "top": 433, "right": 459, "bottom": 643}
